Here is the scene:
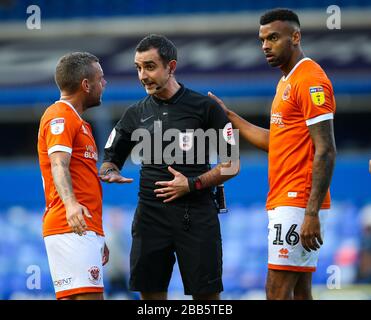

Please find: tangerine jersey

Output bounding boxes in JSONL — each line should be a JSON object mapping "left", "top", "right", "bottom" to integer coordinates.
{"left": 266, "top": 58, "right": 336, "bottom": 210}
{"left": 38, "top": 100, "right": 103, "bottom": 237}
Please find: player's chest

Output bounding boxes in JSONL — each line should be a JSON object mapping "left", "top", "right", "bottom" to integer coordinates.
{"left": 270, "top": 82, "right": 302, "bottom": 129}
{"left": 74, "top": 124, "right": 98, "bottom": 162}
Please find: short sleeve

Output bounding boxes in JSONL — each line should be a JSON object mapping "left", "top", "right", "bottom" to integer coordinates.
{"left": 296, "top": 75, "right": 336, "bottom": 126}
{"left": 43, "top": 110, "right": 80, "bottom": 155}
{"left": 206, "top": 99, "right": 237, "bottom": 161}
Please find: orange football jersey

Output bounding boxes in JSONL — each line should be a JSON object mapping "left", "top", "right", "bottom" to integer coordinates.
{"left": 38, "top": 100, "right": 103, "bottom": 237}
{"left": 266, "top": 58, "right": 336, "bottom": 210}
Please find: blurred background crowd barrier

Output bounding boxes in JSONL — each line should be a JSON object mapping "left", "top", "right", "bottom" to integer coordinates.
{"left": 0, "top": 0, "right": 371, "bottom": 299}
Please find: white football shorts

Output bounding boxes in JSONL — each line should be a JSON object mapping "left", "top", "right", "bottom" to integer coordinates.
{"left": 44, "top": 231, "right": 105, "bottom": 299}
{"left": 267, "top": 206, "right": 329, "bottom": 272}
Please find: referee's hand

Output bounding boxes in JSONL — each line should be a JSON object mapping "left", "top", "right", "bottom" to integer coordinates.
{"left": 154, "top": 166, "right": 190, "bottom": 203}
{"left": 99, "top": 171, "right": 133, "bottom": 184}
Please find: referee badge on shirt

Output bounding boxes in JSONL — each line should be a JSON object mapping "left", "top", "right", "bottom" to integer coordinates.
{"left": 50, "top": 118, "right": 65, "bottom": 135}
{"left": 179, "top": 132, "right": 193, "bottom": 151}
{"left": 309, "top": 86, "right": 325, "bottom": 106}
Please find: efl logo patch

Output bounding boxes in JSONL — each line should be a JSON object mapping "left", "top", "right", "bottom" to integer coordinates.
{"left": 50, "top": 118, "right": 65, "bottom": 135}
{"left": 310, "top": 86, "right": 325, "bottom": 106}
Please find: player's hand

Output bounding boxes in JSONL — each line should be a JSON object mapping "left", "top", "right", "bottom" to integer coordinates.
{"left": 102, "top": 243, "right": 110, "bottom": 266}
{"left": 99, "top": 171, "right": 133, "bottom": 184}
{"left": 65, "top": 200, "right": 92, "bottom": 236}
{"left": 300, "top": 214, "right": 323, "bottom": 252}
{"left": 208, "top": 91, "right": 230, "bottom": 115}
{"left": 154, "top": 166, "right": 190, "bottom": 203}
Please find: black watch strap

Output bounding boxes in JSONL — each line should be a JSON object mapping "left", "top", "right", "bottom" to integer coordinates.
{"left": 187, "top": 176, "right": 202, "bottom": 192}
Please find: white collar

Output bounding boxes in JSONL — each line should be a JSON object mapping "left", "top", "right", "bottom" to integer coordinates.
{"left": 55, "top": 99, "right": 83, "bottom": 121}
{"left": 282, "top": 57, "right": 312, "bottom": 82}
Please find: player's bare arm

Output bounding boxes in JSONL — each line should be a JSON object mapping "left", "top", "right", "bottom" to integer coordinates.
{"left": 301, "top": 119, "right": 336, "bottom": 252}
{"left": 99, "top": 161, "right": 133, "bottom": 184}
{"left": 155, "top": 160, "right": 240, "bottom": 203}
{"left": 208, "top": 92, "right": 269, "bottom": 151}
{"left": 50, "top": 151, "right": 92, "bottom": 236}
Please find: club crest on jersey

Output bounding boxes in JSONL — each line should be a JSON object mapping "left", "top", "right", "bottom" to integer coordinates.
{"left": 282, "top": 84, "right": 291, "bottom": 101}
{"left": 50, "top": 118, "right": 65, "bottom": 135}
{"left": 179, "top": 132, "right": 193, "bottom": 151}
{"left": 88, "top": 266, "right": 101, "bottom": 285}
{"left": 310, "top": 86, "right": 325, "bottom": 106}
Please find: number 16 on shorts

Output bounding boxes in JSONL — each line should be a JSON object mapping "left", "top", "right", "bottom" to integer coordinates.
{"left": 267, "top": 206, "right": 327, "bottom": 271}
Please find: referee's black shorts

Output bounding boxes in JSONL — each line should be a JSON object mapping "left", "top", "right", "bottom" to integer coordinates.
{"left": 129, "top": 198, "right": 223, "bottom": 295}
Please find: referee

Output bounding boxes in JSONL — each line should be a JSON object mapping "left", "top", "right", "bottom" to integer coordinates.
{"left": 99, "top": 34, "right": 240, "bottom": 300}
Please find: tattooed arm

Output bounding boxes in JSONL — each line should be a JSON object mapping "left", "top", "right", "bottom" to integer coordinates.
{"left": 301, "top": 119, "right": 336, "bottom": 251}
{"left": 50, "top": 151, "right": 92, "bottom": 235}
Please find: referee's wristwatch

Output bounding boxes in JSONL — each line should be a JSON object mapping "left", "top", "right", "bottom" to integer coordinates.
{"left": 187, "top": 176, "right": 202, "bottom": 192}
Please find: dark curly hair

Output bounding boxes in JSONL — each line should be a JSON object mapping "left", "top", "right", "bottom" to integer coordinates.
{"left": 260, "top": 8, "right": 300, "bottom": 27}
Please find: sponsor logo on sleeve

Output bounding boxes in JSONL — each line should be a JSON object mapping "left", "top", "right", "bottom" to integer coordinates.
{"left": 310, "top": 86, "right": 325, "bottom": 106}
{"left": 222, "top": 122, "right": 236, "bottom": 145}
{"left": 50, "top": 118, "right": 65, "bottom": 135}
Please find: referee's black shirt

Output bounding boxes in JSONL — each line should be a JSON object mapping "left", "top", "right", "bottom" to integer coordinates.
{"left": 103, "top": 84, "right": 233, "bottom": 204}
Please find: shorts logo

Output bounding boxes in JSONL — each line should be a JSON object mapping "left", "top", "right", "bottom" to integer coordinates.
{"left": 278, "top": 248, "right": 289, "bottom": 259}
{"left": 50, "top": 118, "right": 65, "bottom": 135}
{"left": 54, "top": 277, "right": 72, "bottom": 288}
{"left": 222, "top": 122, "right": 236, "bottom": 145}
{"left": 179, "top": 132, "right": 193, "bottom": 151}
{"left": 282, "top": 84, "right": 291, "bottom": 101}
{"left": 88, "top": 266, "right": 101, "bottom": 285}
{"left": 310, "top": 86, "right": 325, "bottom": 106}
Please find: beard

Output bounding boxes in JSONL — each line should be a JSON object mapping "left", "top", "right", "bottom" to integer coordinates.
{"left": 85, "top": 94, "right": 102, "bottom": 109}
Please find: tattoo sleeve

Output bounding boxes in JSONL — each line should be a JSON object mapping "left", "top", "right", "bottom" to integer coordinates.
{"left": 306, "top": 120, "right": 336, "bottom": 216}
{"left": 50, "top": 153, "right": 76, "bottom": 204}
